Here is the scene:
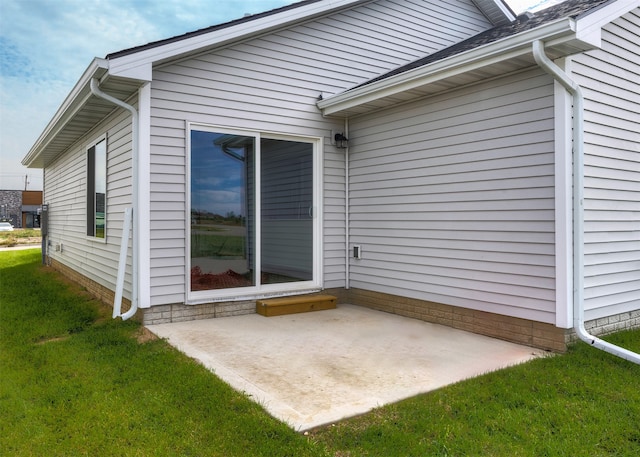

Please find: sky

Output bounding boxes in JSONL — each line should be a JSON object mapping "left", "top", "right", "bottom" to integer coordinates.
{"left": 0, "top": 0, "right": 556, "bottom": 191}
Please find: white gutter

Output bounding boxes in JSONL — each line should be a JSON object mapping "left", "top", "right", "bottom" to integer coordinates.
{"left": 319, "top": 17, "right": 578, "bottom": 116}
{"left": 89, "top": 78, "right": 139, "bottom": 321}
{"left": 532, "top": 40, "right": 640, "bottom": 365}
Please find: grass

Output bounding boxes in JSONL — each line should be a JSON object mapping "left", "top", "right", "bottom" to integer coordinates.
{"left": 0, "top": 250, "right": 321, "bottom": 457}
{"left": 1, "top": 249, "right": 640, "bottom": 456}
{"left": 191, "top": 233, "right": 245, "bottom": 258}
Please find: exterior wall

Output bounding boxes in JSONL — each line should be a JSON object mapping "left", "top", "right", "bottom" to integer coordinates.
{"left": 45, "top": 251, "right": 640, "bottom": 352}
{"left": 147, "top": 0, "right": 494, "bottom": 306}
{"left": 43, "top": 108, "right": 134, "bottom": 300}
{"left": 571, "top": 8, "right": 640, "bottom": 321}
{"left": 347, "top": 68, "right": 558, "bottom": 324}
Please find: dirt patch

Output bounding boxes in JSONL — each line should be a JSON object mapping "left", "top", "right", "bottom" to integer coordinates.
{"left": 0, "top": 237, "right": 41, "bottom": 247}
{"left": 35, "top": 335, "right": 70, "bottom": 345}
{"left": 135, "top": 327, "right": 158, "bottom": 344}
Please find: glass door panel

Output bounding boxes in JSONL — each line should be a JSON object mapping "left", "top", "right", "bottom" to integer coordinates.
{"left": 190, "top": 131, "right": 255, "bottom": 291}
{"left": 260, "top": 139, "right": 313, "bottom": 284}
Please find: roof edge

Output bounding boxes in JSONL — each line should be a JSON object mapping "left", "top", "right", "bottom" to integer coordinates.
{"left": 107, "top": 0, "right": 371, "bottom": 79}
{"left": 22, "top": 58, "right": 109, "bottom": 168}
{"left": 317, "top": 17, "right": 578, "bottom": 117}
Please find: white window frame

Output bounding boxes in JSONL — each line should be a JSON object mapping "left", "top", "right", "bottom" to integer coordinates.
{"left": 186, "top": 123, "right": 323, "bottom": 304}
{"left": 86, "top": 135, "right": 107, "bottom": 242}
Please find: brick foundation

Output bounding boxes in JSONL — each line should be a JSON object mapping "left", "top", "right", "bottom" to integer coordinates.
{"left": 344, "top": 288, "right": 570, "bottom": 352}
{"left": 142, "top": 301, "right": 256, "bottom": 325}
{"left": 47, "top": 261, "right": 639, "bottom": 352}
{"left": 49, "top": 258, "right": 136, "bottom": 318}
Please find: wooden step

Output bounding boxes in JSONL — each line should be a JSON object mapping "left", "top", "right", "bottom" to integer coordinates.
{"left": 256, "top": 294, "right": 337, "bottom": 317}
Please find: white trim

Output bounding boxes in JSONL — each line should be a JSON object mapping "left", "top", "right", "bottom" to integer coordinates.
{"left": 85, "top": 134, "right": 108, "bottom": 243}
{"left": 137, "top": 82, "right": 152, "bottom": 309}
{"left": 575, "top": 0, "right": 640, "bottom": 47}
{"left": 318, "top": 18, "right": 585, "bottom": 116}
{"left": 108, "top": 0, "right": 371, "bottom": 78}
{"left": 185, "top": 123, "right": 323, "bottom": 304}
{"left": 553, "top": 60, "right": 573, "bottom": 329}
{"left": 23, "top": 59, "right": 109, "bottom": 167}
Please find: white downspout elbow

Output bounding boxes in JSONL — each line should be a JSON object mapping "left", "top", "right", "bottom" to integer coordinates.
{"left": 90, "top": 78, "right": 139, "bottom": 321}
{"left": 532, "top": 40, "right": 640, "bottom": 365}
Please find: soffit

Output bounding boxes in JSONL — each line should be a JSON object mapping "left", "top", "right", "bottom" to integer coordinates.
{"left": 23, "top": 72, "right": 142, "bottom": 169}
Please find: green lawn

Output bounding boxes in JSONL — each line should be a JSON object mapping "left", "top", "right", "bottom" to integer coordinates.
{"left": 191, "top": 233, "right": 245, "bottom": 258}
{"left": 2, "top": 249, "right": 639, "bottom": 456}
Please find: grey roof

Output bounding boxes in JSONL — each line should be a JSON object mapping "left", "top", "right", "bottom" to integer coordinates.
{"left": 359, "top": 0, "right": 613, "bottom": 88}
{"left": 107, "top": 0, "right": 515, "bottom": 60}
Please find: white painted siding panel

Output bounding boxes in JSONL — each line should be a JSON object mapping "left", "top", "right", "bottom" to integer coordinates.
{"left": 572, "top": 9, "right": 640, "bottom": 321}
{"left": 44, "top": 108, "right": 133, "bottom": 298}
{"left": 148, "top": 0, "right": 494, "bottom": 304}
{"left": 348, "top": 69, "right": 557, "bottom": 323}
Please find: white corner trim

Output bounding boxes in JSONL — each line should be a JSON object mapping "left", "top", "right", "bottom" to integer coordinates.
{"left": 553, "top": 60, "right": 573, "bottom": 329}
{"left": 137, "top": 82, "right": 152, "bottom": 309}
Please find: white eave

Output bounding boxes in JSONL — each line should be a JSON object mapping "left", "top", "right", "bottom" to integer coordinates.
{"left": 22, "top": 59, "right": 148, "bottom": 169}
{"left": 473, "top": 0, "right": 516, "bottom": 25}
{"left": 318, "top": 0, "right": 640, "bottom": 118}
{"left": 317, "top": 17, "right": 597, "bottom": 118}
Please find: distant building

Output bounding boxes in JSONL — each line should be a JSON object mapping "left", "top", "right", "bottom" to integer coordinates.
{"left": 0, "top": 190, "right": 43, "bottom": 228}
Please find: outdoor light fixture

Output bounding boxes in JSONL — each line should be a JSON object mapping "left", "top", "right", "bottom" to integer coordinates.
{"left": 334, "top": 133, "right": 349, "bottom": 149}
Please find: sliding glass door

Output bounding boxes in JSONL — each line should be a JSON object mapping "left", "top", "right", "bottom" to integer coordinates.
{"left": 189, "top": 126, "right": 318, "bottom": 295}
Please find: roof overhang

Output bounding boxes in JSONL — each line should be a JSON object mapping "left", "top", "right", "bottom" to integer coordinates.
{"left": 22, "top": 59, "right": 147, "bottom": 168}
{"left": 317, "top": 17, "right": 601, "bottom": 118}
{"left": 473, "top": 0, "right": 516, "bottom": 25}
{"left": 107, "top": 0, "right": 374, "bottom": 80}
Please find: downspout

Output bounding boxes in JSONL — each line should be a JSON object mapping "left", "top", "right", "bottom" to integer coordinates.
{"left": 344, "top": 118, "right": 351, "bottom": 290}
{"left": 532, "top": 40, "right": 640, "bottom": 364}
{"left": 90, "top": 78, "right": 138, "bottom": 321}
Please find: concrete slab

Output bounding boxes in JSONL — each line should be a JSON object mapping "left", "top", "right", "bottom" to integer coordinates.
{"left": 146, "top": 304, "right": 543, "bottom": 431}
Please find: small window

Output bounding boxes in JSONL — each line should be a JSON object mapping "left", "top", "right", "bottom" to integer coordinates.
{"left": 87, "top": 138, "right": 106, "bottom": 238}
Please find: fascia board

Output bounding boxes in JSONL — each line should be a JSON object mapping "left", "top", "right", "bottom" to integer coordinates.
{"left": 108, "top": 0, "right": 369, "bottom": 77}
{"left": 22, "top": 58, "right": 109, "bottom": 167}
{"left": 575, "top": 0, "right": 640, "bottom": 48}
{"left": 318, "top": 18, "right": 577, "bottom": 116}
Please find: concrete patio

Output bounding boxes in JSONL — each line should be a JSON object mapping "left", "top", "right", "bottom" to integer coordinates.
{"left": 146, "top": 304, "right": 544, "bottom": 431}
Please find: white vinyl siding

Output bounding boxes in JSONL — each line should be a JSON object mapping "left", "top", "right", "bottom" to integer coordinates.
{"left": 43, "top": 108, "right": 133, "bottom": 298}
{"left": 147, "top": 0, "right": 493, "bottom": 305}
{"left": 348, "top": 69, "right": 557, "bottom": 323}
{"left": 571, "top": 9, "right": 640, "bottom": 321}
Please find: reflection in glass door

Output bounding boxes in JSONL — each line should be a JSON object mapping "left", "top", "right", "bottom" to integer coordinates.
{"left": 190, "top": 131, "right": 255, "bottom": 291}
{"left": 189, "top": 128, "right": 315, "bottom": 293}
